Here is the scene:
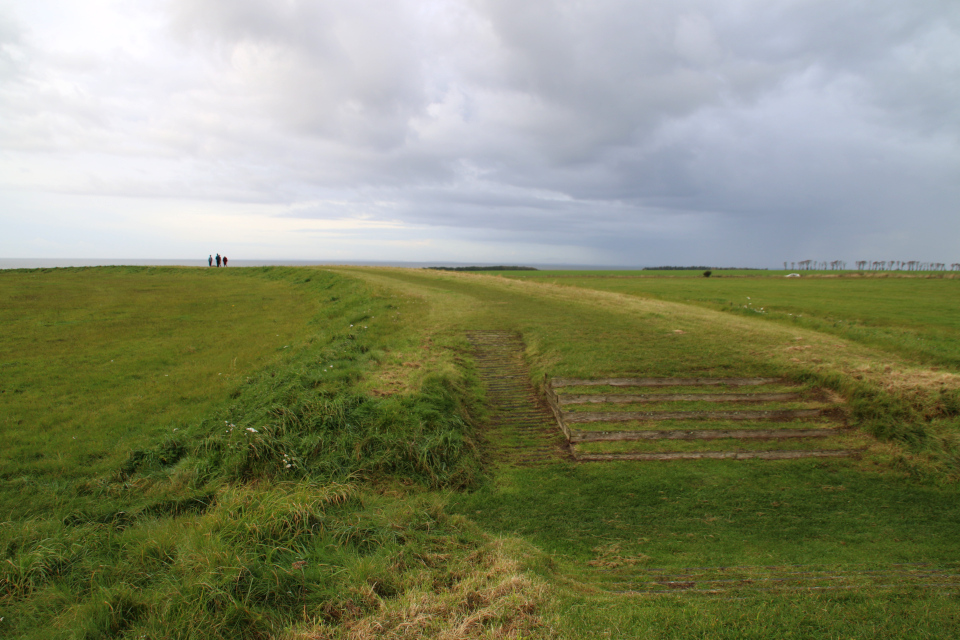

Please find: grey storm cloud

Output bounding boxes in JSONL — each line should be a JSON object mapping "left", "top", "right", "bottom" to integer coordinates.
{"left": 1, "top": 0, "right": 958, "bottom": 264}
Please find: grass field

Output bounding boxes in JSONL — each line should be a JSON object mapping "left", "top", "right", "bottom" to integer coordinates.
{"left": 483, "top": 269, "right": 960, "bottom": 371}
{"left": 2, "top": 266, "right": 959, "bottom": 638}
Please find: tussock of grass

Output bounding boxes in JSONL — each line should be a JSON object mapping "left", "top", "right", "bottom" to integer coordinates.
{"left": 797, "top": 370, "right": 960, "bottom": 481}
{"left": 289, "top": 539, "right": 550, "bottom": 640}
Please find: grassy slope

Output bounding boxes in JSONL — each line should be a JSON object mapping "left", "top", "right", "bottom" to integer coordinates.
{"left": 338, "top": 268, "right": 960, "bottom": 639}
{"left": 0, "top": 267, "right": 524, "bottom": 640}
{"left": 3, "top": 266, "right": 959, "bottom": 638}
{"left": 1, "top": 266, "right": 320, "bottom": 513}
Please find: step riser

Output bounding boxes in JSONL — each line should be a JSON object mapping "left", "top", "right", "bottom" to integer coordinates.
{"left": 575, "top": 450, "right": 857, "bottom": 461}
{"left": 570, "top": 428, "right": 844, "bottom": 442}
{"left": 553, "top": 377, "right": 784, "bottom": 388}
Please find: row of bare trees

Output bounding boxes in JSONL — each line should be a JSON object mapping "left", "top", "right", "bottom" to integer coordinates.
{"left": 788, "top": 260, "right": 847, "bottom": 270}
{"left": 785, "top": 261, "right": 958, "bottom": 271}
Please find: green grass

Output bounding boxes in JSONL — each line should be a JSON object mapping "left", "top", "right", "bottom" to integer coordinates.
{"left": 346, "top": 268, "right": 960, "bottom": 637}
{"left": 0, "top": 267, "right": 324, "bottom": 509}
{"left": 486, "top": 269, "right": 960, "bottom": 371}
{"left": 3, "top": 265, "right": 960, "bottom": 638}
{"left": 451, "top": 458, "right": 960, "bottom": 565}
{"left": 0, "top": 267, "right": 495, "bottom": 639}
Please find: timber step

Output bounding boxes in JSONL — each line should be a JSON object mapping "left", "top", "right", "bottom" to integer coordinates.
{"left": 559, "top": 392, "right": 804, "bottom": 404}
{"left": 569, "top": 427, "right": 846, "bottom": 443}
{"left": 552, "top": 377, "right": 783, "bottom": 388}
{"left": 565, "top": 409, "right": 825, "bottom": 423}
{"left": 467, "top": 330, "right": 568, "bottom": 466}
{"left": 576, "top": 449, "right": 859, "bottom": 462}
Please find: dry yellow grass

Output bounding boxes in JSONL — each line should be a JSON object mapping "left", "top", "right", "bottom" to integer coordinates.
{"left": 286, "top": 539, "right": 551, "bottom": 640}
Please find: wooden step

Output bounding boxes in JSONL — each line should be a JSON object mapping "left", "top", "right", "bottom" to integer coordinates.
{"left": 569, "top": 427, "right": 843, "bottom": 443}
{"left": 575, "top": 449, "right": 861, "bottom": 462}
{"left": 565, "top": 409, "right": 823, "bottom": 423}
{"left": 552, "top": 377, "right": 783, "bottom": 388}
{"left": 559, "top": 392, "right": 804, "bottom": 405}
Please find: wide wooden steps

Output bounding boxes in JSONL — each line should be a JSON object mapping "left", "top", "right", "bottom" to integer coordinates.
{"left": 545, "top": 377, "right": 865, "bottom": 462}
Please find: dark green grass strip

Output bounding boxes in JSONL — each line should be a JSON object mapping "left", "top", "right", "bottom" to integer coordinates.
{"left": 597, "top": 562, "right": 960, "bottom": 597}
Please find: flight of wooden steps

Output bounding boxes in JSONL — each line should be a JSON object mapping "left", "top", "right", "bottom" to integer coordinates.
{"left": 545, "top": 377, "right": 867, "bottom": 462}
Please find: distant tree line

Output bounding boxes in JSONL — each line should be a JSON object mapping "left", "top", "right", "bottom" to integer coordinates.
{"left": 785, "top": 260, "right": 958, "bottom": 271}
{"left": 643, "top": 266, "right": 768, "bottom": 271}
{"left": 425, "top": 266, "right": 539, "bottom": 271}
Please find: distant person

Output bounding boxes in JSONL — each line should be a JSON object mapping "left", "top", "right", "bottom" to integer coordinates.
{"left": 208, "top": 255, "right": 213, "bottom": 267}
{"left": 216, "top": 253, "right": 221, "bottom": 267}
{"left": 222, "top": 255, "right": 228, "bottom": 267}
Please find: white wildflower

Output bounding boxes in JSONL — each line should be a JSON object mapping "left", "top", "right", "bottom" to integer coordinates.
{"left": 247, "top": 427, "right": 258, "bottom": 433}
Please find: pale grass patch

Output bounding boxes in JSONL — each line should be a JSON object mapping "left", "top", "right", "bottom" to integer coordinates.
{"left": 587, "top": 542, "right": 651, "bottom": 569}
{"left": 285, "top": 539, "right": 550, "bottom": 640}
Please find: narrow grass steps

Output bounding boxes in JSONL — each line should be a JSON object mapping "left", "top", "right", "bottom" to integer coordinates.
{"left": 545, "top": 377, "right": 866, "bottom": 462}
{"left": 467, "top": 330, "right": 567, "bottom": 466}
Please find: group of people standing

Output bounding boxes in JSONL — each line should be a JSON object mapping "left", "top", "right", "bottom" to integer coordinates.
{"left": 208, "top": 253, "right": 228, "bottom": 267}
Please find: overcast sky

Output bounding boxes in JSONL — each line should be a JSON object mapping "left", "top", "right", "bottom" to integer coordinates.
{"left": 1, "top": 0, "right": 958, "bottom": 266}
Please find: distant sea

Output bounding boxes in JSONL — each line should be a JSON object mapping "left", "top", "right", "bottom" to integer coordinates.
{"left": 0, "top": 258, "right": 642, "bottom": 270}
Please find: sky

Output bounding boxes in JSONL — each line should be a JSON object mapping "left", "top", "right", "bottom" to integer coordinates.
{"left": 1, "top": 0, "right": 958, "bottom": 267}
